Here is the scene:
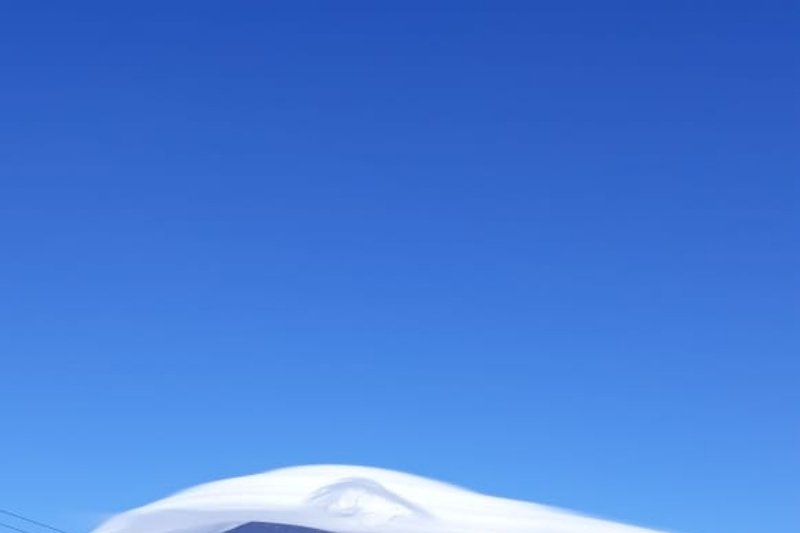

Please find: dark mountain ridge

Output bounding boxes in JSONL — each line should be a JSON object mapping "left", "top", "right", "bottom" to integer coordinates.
{"left": 223, "top": 523, "right": 337, "bottom": 533}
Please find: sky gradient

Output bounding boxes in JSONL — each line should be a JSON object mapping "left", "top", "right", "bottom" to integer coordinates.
{"left": 0, "top": 2, "right": 797, "bottom": 533}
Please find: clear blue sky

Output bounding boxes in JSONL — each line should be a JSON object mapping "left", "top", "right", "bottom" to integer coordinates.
{"left": 0, "top": 2, "right": 797, "bottom": 533}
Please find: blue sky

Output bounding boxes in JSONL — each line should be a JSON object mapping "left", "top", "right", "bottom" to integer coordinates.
{"left": 0, "top": 2, "right": 797, "bottom": 533}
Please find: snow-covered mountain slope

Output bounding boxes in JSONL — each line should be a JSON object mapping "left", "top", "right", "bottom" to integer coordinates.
{"left": 93, "top": 465, "right": 669, "bottom": 533}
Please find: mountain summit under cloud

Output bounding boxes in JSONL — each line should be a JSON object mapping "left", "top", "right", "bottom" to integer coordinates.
{"left": 93, "top": 465, "right": 668, "bottom": 533}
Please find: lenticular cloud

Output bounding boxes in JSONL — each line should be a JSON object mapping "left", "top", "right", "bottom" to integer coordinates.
{"left": 93, "top": 465, "right": 667, "bottom": 533}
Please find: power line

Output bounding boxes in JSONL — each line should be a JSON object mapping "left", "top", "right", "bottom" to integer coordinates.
{"left": 0, "top": 521, "right": 34, "bottom": 533}
{"left": 0, "top": 510, "right": 71, "bottom": 533}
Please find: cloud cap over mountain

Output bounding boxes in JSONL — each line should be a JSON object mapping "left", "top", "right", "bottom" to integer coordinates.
{"left": 93, "top": 465, "right": 669, "bottom": 533}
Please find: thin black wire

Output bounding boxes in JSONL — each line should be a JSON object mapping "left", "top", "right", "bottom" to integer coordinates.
{"left": 0, "top": 521, "right": 34, "bottom": 533}
{"left": 0, "top": 510, "right": 71, "bottom": 533}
